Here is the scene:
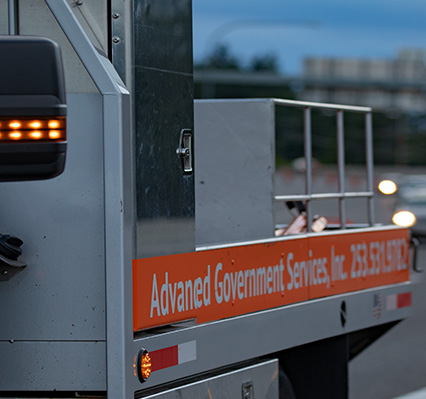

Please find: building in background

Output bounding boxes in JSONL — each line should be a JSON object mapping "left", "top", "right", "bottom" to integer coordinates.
{"left": 194, "top": 48, "right": 426, "bottom": 165}
{"left": 301, "top": 49, "right": 426, "bottom": 113}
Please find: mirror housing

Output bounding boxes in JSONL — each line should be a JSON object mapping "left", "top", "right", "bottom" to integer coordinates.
{"left": 0, "top": 35, "right": 67, "bottom": 181}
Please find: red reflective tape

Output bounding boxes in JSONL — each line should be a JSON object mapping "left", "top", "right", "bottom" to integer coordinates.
{"left": 397, "top": 292, "right": 412, "bottom": 308}
{"left": 150, "top": 345, "right": 178, "bottom": 372}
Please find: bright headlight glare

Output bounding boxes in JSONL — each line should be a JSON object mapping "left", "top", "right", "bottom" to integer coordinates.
{"left": 392, "top": 211, "right": 416, "bottom": 227}
{"left": 378, "top": 180, "right": 397, "bottom": 195}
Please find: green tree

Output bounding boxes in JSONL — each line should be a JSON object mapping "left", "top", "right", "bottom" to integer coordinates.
{"left": 195, "top": 43, "right": 280, "bottom": 72}
{"left": 249, "top": 53, "right": 279, "bottom": 73}
{"left": 195, "top": 44, "right": 241, "bottom": 70}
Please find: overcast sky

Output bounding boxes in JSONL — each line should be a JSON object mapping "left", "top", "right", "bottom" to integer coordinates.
{"left": 192, "top": 0, "right": 426, "bottom": 74}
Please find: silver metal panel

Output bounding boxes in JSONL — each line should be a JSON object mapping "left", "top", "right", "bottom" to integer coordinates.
{"left": 45, "top": 2, "right": 135, "bottom": 397}
{"left": 133, "top": 0, "right": 195, "bottom": 258}
{"left": 0, "top": 94, "right": 105, "bottom": 341}
{"left": 141, "top": 360, "right": 278, "bottom": 399}
{"left": 132, "top": 282, "right": 411, "bottom": 390}
{"left": 46, "top": 0, "right": 124, "bottom": 94}
{"left": 195, "top": 99, "right": 276, "bottom": 246}
{"left": 67, "top": 0, "right": 108, "bottom": 55}
{"left": 19, "top": 0, "right": 97, "bottom": 93}
{"left": 103, "top": 92, "right": 135, "bottom": 399}
{"left": 111, "top": 0, "right": 133, "bottom": 88}
{"left": 0, "top": 341, "right": 106, "bottom": 391}
{"left": 0, "top": 2, "right": 9, "bottom": 34}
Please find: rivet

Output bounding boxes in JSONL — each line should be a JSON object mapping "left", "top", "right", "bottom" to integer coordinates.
{"left": 112, "top": 13, "right": 120, "bottom": 19}
{"left": 112, "top": 37, "right": 121, "bottom": 44}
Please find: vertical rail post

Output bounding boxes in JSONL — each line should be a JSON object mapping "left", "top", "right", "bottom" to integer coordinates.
{"left": 304, "top": 107, "right": 312, "bottom": 232}
{"left": 8, "top": 0, "right": 19, "bottom": 35}
{"left": 337, "top": 110, "right": 346, "bottom": 229}
{"left": 365, "top": 111, "right": 375, "bottom": 226}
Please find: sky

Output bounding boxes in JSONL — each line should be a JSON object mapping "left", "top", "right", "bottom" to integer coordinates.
{"left": 192, "top": 0, "right": 426, "bottom": 75}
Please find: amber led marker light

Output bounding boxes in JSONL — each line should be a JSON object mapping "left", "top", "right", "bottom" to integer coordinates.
{"left": 137, "top": 348, "right": 152, "bottom": 383}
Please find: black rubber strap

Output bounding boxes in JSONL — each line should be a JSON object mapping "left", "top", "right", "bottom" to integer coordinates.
{"left": 0, "top": 234, "right": 23, "bottom": 261}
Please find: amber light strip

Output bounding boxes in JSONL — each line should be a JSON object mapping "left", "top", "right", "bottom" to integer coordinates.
{"left": 0, "top": 130, "right": 66, "bottom": 142}
{"left": 0, "top": 117, "right": 65, "bottom": 131}
{"left": 0, "top": 117, "right": 66, "bottom": 142}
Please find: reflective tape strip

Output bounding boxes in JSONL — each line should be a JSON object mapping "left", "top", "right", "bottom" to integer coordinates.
{"left": 397, "top": 292, "right": 412, "bottom": 308}
{"left": 386, "top": 292, "right": 412, "bottom": 311}
{"left": 150, "top": 345, "right": 178, "bottom": 372}
{"left": 178, "top": 340, "right": 197, "bottom": 364}
{"left": 151, "top": 341, "right": 197, "bottom": 372}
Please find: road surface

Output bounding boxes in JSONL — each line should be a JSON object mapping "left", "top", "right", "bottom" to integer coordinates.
{"left": 349, "top": 244, "right": 426, "bottom": 399}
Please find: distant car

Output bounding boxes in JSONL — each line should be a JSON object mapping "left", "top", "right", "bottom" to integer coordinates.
{"left": 389, "top": 176, "right": 426, "bottom": 236}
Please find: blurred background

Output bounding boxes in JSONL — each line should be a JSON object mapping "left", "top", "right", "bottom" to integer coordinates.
{"left": 193, "top": 0, "right": 426, "bottom": 167}
{"left": 193, "top": 1, "right": 426, "bottom": 398}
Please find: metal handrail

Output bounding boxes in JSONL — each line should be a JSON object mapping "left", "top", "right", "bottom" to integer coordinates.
{"left": 8, "top": 0, "right": 18, "bottom": 35}
{"left": 273, "top": 98, "right": 372, "bottom": 113}
{"left": 275, "top": 192, "right": 374, "bottom": 201}
{"left": 273, "top": 98, "right": 374, "bottom": 231}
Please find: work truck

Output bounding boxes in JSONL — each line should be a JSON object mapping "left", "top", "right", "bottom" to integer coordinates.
{"left": 0, "top": 1, "right": 417, "bottom": 398}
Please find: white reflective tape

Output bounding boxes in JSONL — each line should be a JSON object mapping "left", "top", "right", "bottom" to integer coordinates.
{"left": 386, "top": 294, "right": 397, "bottom": 311}
{"left": 178, "top": 340, "right": 196, "bottom": 364}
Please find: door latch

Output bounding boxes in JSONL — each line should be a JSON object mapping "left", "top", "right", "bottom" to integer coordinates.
{"left": 242, "top": 381, "right": 253, "bottom": 399}
{"left": 176, "top": 129, "right": 193, "bottom": 174}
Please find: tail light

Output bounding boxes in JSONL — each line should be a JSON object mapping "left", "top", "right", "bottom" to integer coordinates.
{"left": 0, "top": 35, "right": 66, "bottom": 181}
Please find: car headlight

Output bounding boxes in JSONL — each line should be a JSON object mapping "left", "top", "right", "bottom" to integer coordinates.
{"left": 392, "top": 211, "right": 416, "bottom": 227}
{"left": 378, "top": 180, "right": 397, "bottom": 195}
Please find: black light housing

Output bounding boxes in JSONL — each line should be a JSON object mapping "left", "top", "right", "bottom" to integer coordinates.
{"left": 0, "top": 35, "right": 67, "bottom": 181}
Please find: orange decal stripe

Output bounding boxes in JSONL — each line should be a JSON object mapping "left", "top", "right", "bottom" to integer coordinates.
{"left": 133, "top": 228, "right": 410, "bottom": 331}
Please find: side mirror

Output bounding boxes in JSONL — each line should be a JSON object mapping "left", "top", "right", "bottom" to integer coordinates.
{"left": 0, "top": 35, "right": 67, "bottom": 181}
